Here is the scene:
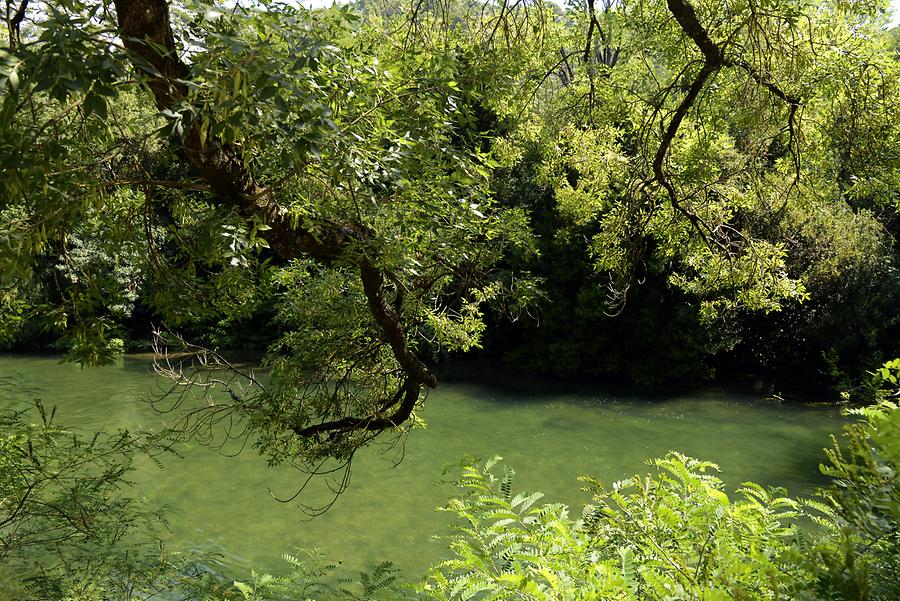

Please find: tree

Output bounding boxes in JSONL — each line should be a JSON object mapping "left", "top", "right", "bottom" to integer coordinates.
{"left": 1, "top": 0, "right": 541, "bottom": 479}
{"left": 483, "top": 0, "right": 900, "bottom": 386}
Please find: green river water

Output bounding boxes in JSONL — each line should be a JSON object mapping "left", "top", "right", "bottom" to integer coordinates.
{"left": 1, "top": 354, "right": 850, "bottom": 579}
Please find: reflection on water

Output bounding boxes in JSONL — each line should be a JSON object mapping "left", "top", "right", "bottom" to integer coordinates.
{"left": 0, "top": 354, "right": 848, "bottom": 577}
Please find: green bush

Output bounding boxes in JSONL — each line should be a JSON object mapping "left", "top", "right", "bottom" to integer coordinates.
{"left": 808, "top": 398, "right": 900, "bottom": 599}
{"left": 0, "top": 389, "right": 220, "bottom": 600}
{"left": 421, "top": 454, "right": 813, "bottom": 600}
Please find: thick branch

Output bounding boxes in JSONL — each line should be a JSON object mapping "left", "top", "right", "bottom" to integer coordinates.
{"left": 112, "top": 0, "right": 361, "bottom": 264}
{"left": 651, "top": 62, "right": 718, "bottom": 181}
{"left": 583, "top": 0, "right": 601, "bottom": 62}
{"left": 666, "top": 0, "right": 721, "bottom": 63}
{"left": 291, "top": 379, "right": 419, "bottom": 438}
{"left": 112, "top": 0, "right": 189, "bottom": 109}
{"left": 651, "top": 0, "right": 725, "bottom": 185}
{"left": 647, "top": 0, "right": 803, "bottom": 253}
{"left": 360, "top": 261, "right": 437, "bottom": 388}
{"left": 652, "top": 0, "right": 802, "bottom": 193}
{"left": 655, "top": 0, "right": 803, "bottom": 170}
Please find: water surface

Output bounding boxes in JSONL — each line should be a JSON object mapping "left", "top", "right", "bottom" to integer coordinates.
{"left": 0, "top": 354, "right": 848, "bottom": 577}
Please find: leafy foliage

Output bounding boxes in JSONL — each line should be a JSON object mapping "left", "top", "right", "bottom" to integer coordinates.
{"left": 421, "top": 454, "right": 814, "bottom": 600}
{"left": 0, "top": 381, "right": 217, "bottom": 600}
{"left": 807, "top": 371, "right": 900, "bottom": 600}
{"left": 2, "top": 0, "right": 900, "bottom": 477}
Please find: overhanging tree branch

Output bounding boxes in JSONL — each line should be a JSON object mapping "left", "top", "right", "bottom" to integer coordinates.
{"left": 647, "top": 0, "right": 727, "bottom": 245}
{"left": 649, "top": 0, "right": 802, "bottom": 238}
{"left": 112, "top": 0, "right": 435, "bottom": 442}
{"left": 291, "top": 378, "right": 419, "bottom": 438}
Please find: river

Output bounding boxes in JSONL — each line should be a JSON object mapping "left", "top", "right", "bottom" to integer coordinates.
{"left": 0, "top": 354, "right": 849, "bottom": 579}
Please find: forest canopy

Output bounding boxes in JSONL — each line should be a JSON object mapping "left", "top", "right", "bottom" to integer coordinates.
{"left": 1, "top": 0, "right": 899, "bottom": 468}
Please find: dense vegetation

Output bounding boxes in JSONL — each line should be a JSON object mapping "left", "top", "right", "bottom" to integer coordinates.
{"left": 2, "top": 0, "right": 900, "bottom": 598}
